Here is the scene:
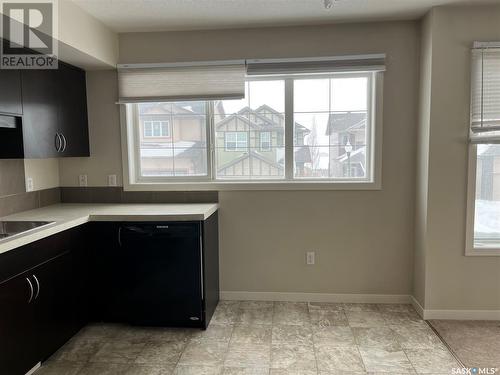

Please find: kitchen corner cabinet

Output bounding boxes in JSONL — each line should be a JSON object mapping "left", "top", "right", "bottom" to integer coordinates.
{"left": 0, "top": 226, "right": 88, "bottom": 375}
{"left": 20, "top": 62, "right": 90, "bottom": 158}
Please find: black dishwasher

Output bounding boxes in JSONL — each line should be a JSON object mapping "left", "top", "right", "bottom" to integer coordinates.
{"left": 110, "top": 222, "right": 203, "bottom": 327}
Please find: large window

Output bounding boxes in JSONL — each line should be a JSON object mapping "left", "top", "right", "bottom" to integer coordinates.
{"left": 124, "top": 73, "right": 380, "bottom": 187}
{"left": 467, "top": 144, "right": 500, "bottom": 255}
{"left": 466, "top": 43, "right": 500, "bottom": 255}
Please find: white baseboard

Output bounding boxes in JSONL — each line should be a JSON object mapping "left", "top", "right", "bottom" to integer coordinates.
{"left": 410, "top": 295, "right": 425, "bottom": 318}
{"left": 410, "top": 295, "right": 500, "bottom": 320}
{"left": 423, "top": 309, "right": 500, "bottom": 320}
{"left": 220, "top": 291, "right": 411, "bottom": 304}
{"left": 221, "top": 292, "right": 500, "bottom": 320}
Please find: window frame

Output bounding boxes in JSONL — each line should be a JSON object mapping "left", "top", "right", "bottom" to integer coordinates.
{"left": 465, "top": 144, "right": 500, "bottom": 256}
{"left": 121, "top": 72, "right": 383, "bottom": 191}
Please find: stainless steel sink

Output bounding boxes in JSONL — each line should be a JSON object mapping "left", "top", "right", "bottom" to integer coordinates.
{"left": 0, "top": 221, "right": 54, "bottom": 240}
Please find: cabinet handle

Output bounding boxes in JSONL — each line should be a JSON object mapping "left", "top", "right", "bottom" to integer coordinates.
{"left": 26, "top": 277, "right": 34, "bottom": 304}
{"left": 118, "top": 227, "right": 122, "bottom": 247}
{"left": 54, "top": 133, "right": 62, "bottom": 152}
{"left": 32, "top": 274, "right": 40, "bottom": 300}
{"left": 61, "top": 134, "right": 67, "bottom": 152}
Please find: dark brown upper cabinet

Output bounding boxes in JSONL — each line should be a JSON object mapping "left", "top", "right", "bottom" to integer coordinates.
{"left": 0, "top": 60, "right": 90, "bottom": 159}
{"left": 0, "top": 70, "right": 23, "bottom": 116}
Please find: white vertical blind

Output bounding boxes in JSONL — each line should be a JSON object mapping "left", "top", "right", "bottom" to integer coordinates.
{"left": 117, "top": 61, "right": 246, "bottom": 103}
{"left": 470, "top": 44, "right": 500, "bottom": 141}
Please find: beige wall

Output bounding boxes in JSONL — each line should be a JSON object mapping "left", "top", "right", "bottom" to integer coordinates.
{"left": 59, "top": 71, "right": 123, "bottom": 187}
{"left": 417, "top": 5, "right": 500, "bottom": 310}
{"left": 61, "top": 21, "right": 421, "bottom": 295}
{"left": 24, "top": 159, "right": 60, "bottom": 191}
{"left": 413, "top": 10, "right": 434, "bottom": 308}
{"left": 58, "top": 0, "right": 118, "bottom": 68}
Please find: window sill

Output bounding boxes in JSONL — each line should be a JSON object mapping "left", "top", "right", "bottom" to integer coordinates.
{"left": 124, "top": 180, "right": 382, "bottom": 191}
{"left": 465, "top": 247, "right": 500, "bottom": 256}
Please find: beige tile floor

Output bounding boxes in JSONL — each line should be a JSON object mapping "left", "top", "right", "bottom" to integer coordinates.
{"left": 35, "top": 301, "right": 461, "bottom": 375}
{"left": 429, "top": 320, "right": 500, "bottom": 369}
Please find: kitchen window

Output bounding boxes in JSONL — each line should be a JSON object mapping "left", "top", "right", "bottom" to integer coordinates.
{"left": 466, "top": 42, "right": 500, "bottom": 255}
{"left": 121, "top": 65, "right": 383, "bottom": 189}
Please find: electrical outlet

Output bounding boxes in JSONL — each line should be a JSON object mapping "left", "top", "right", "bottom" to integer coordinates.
{"left": 306, "top": 251, "right": 315, "bottom": 265}
{"left": 107, "top": 174, "right": 117, "bottom": 187}
{"left": 26, "top": 177, "right": 34, "bottom": 192}
{"left": 79, "top": 174, "right": 88, "bottom": 187}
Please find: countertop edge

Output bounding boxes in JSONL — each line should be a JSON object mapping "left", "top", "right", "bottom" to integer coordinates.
{"left": 0, "top": 204, "right": 219, "bottom": 256}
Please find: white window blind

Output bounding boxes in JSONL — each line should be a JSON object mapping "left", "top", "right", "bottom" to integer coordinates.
{"left": 117, "top": 61, "right": 246, "bottom": 103}
{"left": 246, "top": 54, "right": 386, "bottom": 76}
{"left": 470, "top": 42, "right": 500, "bottom": 143}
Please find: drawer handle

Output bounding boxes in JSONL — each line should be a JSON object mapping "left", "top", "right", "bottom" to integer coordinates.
{"left": 26, "top": 277, "right": 34, "bottom": 304}
{"left": 32, "top": 274, "right": 40, "bottom": 300}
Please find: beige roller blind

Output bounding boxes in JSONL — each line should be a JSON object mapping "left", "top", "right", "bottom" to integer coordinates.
{"left": 246, "top": 54, "right": 386, "bottom": 76}
{"left": 117, "top": 62, "right": 246, "bottom": 103}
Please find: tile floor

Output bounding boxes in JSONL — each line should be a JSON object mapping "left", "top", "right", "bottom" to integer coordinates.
{"left": 35, "top": 301, "right": 461, "bottom": 375}
{"left": 429, "top": 320, "right": 500, "bottom": 369}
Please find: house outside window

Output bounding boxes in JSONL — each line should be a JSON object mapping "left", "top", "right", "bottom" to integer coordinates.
{"left": 225, "top": 132, "right": 248, "bottom": 151}
{"left": 260, "top": 132, "right": 271, "bottom": 151}
{"left": 123, "top": 73, "right": 382, "bottom": 188}
{"left": 143, "top": 120, "right": 170, "bottom": 138}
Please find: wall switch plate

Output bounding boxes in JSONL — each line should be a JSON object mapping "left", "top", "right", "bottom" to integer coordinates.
{"left": 26, "top": 177, "right": 34, "bottom": 192}
{"left": 79, "top": 174, "right": 88, "bottom": 187}
{"left": 306, "top": 251, "right": 315, "bottom": 265}
{"left": 107, "top": 174, "right": 117, "bottom": 187}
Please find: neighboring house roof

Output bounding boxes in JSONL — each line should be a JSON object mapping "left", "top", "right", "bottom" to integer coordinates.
{"left": 217, "top": 150, "right": 284, "bottom": 173}
{"left": 216, "top": 104, "right": 310, "bottom": 134}
{"left": 336, "top": 146, "right": 366, "bottom": 163}
{"left": 325, "top": 112, "right": 367, "bottom": 135}
{"left": 139, "top": 102, "right": 204, "bottom": 116}
{"left": 140, "top": 141, "right": 204, "bottom": 158}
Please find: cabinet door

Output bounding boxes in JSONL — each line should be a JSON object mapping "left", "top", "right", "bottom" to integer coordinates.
{"left": 0, "top": 70, "right": 22, "bottom": 115}
{"left": 33, "top": 252, "right": 78, "bottom": 361}
{"left": 21, "top": 69, "right": 60, "bottom": 158}
{"left": 0, "top": 274, "right": 38, "bottom": 375}
{"left": 57, "top": 63, "right": 90, "bottom": 157}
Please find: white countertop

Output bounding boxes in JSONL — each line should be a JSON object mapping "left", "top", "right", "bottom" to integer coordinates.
{"left": 0, "top": 203, "right": 218, "bottom": 255}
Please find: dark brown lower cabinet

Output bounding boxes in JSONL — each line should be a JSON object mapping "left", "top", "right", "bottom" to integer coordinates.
{"left": 0, "top": 227, "right": 88, "bottom": 375}
{"left": 0, "top": 271, "right": 38, "bottom": 375}
{"left": 0, "top": 215, "right": 219, "bottom": 374}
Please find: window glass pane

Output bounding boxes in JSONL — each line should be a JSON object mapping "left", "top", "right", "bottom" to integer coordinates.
{"left": 294, "top": 76, "right": 370, "bottom": 180}
{"left": 294, "top": 79, "right": 330, "bottom": 112}
{"left": 474, "top": 144, "right": 500, "bottom": 248}
{"left": 137, "top": 102, "right": 208, "bottom": 177}
{"left": 215, "top": 79, "right": 285, "bottom": 180}
{"left": 249, "top": 80, "right": 285, "bottom": 112}
{"left": 331, "top": 77, "right": 368, "bottom": 111}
